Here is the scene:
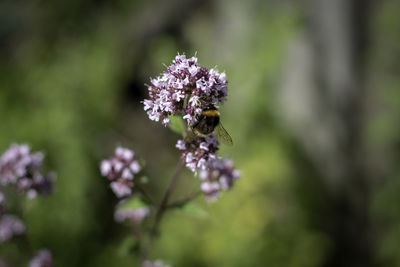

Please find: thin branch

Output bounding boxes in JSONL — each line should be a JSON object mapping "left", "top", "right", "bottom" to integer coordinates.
{"left": 151, "top": 159, "right": 185, "bottom": 236}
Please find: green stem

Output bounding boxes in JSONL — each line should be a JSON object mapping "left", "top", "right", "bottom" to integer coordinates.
{"left": 141, "top": 158, "right": 185, "bottom": 261}
{"left": 151, "top": 159, "right": 185, "bottom": 237}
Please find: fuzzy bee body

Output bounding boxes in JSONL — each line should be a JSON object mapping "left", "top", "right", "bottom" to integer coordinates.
{"left": 192, "top": 109, "right": 220, "bottom": 137}
{"left": 190, "top": 105, "right": 233, "bottom": 145}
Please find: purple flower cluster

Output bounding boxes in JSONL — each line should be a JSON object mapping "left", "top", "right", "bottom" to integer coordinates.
{"left": 176, "top": 136, "right": 219, "bottom": 172}
{"left": 0, "top": 144, "right": 54, "bottom": 262}
{"left": 176, "top": 133, "right": 240, "bottom": 201}
{"left": 29, "top": 250, "right": 53, "bottom": 267}
{"left": 199, "top": 158, "right": 241, "bottom": 202}
{"left": 143, "top": 53, "right": 228, "bottom": 126}
{"left": 0, "top": 144, "right": 53, "bottom": 198}
{"left": 114, "top": 206, "right": 150, "bottom": 224}
{"left": 142, "top": 260, "right": 171, "bottom": 267}
{"left": 100, "top": 146, "right": 141, "bottom": 198}
{"left": 0, "top": 192, "right": 25, "bottom": 243}
{"left": 0, "top": 214, "right": 25, "bottom": 242}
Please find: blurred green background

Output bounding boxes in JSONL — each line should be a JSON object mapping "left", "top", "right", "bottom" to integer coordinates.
{"left": 1, "top": 0, "right": 400, "bottom": 266}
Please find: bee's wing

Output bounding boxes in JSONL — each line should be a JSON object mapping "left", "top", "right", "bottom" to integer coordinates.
{"left": 216, "top": 123, "right": 233, "bottom": 146}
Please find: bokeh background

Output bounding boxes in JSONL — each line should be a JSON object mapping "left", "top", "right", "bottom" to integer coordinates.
{"left": 1, "top": 0, "right": 400, "bottom": 266}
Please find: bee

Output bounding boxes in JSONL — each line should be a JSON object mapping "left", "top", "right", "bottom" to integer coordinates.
{"left": 190, "top": 105, "right": 233, "bottom": 145}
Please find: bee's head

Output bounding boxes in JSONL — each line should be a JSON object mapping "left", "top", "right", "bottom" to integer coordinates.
{"left": 203, "top": 104, "right": 217, "bottom": 111}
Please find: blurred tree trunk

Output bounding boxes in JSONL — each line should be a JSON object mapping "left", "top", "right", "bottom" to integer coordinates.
{"left": 280, "top": 0, "right": 374, "bottom": 266}
{"left": 309, "top": 1, "right": 374, "bottom": 266}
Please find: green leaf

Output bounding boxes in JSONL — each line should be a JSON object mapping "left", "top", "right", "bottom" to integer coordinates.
{"left": 118, "top": 197, "right": 148, "bottom": 211}
{"left": 168, "top": 115, "right": 185, "bottom": 135}
{"left": 180, "top": 202, "right": 208, "bottom": 218}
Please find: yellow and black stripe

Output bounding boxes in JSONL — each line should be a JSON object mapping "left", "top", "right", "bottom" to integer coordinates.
{"left": 202, "top": 109, "right": 220, "bottom": 117}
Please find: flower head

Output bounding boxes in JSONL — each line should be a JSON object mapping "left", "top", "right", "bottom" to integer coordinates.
{"left": 199, "top": 158, "right": 240, "bottom": 202}
{"left": 29, "top": 249, "right": 53, "bottom": 267}
{"left": 100, "top": 146, "right": 141, "bottom": 198}
{"left": 176, "top": 135, "right": 219, "bottom": 172}
{"left": 0, "top": 144, "right": 42, "bottom": 185}
{"left": 0, "top": 144, "right": 54, "bottom": 198}
{"left": 0, "top": 214, "right": 25, "bottom": 242}
{"left": 143, "top": 53, "right": 228, "bottom": 126}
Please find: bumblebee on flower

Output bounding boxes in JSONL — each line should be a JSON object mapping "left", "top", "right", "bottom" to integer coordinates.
{"left": 143, "top": 53, "right": 240, "bottom": 200}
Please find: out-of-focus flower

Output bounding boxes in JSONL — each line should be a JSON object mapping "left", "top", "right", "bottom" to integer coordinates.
{"left": 143, "top": 53, "right": 228, "bottom": 127}
{"left": 100, "top": 146, "right": 141, "bottom": 198}
{"left": 199, "top": 158, "right": 240, "bottom": 202}
{"left": 110, "top": 179, "right": 133, "bottom": 198}
{"left": 176, "top": 135, "right": 219, "bottom": 172}
{"left": 0, "top": 214, "right": 25, "bottom": 242}
{"left": 0, "top": 144, "right": 38, "bottom": 185}
{"left": 17, "top": 174, "right": 54, "bottom": 199}
{"left": 200, "top": 182, "right": 221, "bottom": 202}
{"left": 114, "top": 206, "right": 150, "bottom": 224}
{"left": 29, "top": 249, "right": 53, "bottom": 267}
{"left": 0, "top": 144, "right": 54, "bottom": 198}
{"left": 0, "top": 193, "right": 26, "bottom": 243}
{"left": 142, "top": 259, "right": 171, "bottom": 267}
